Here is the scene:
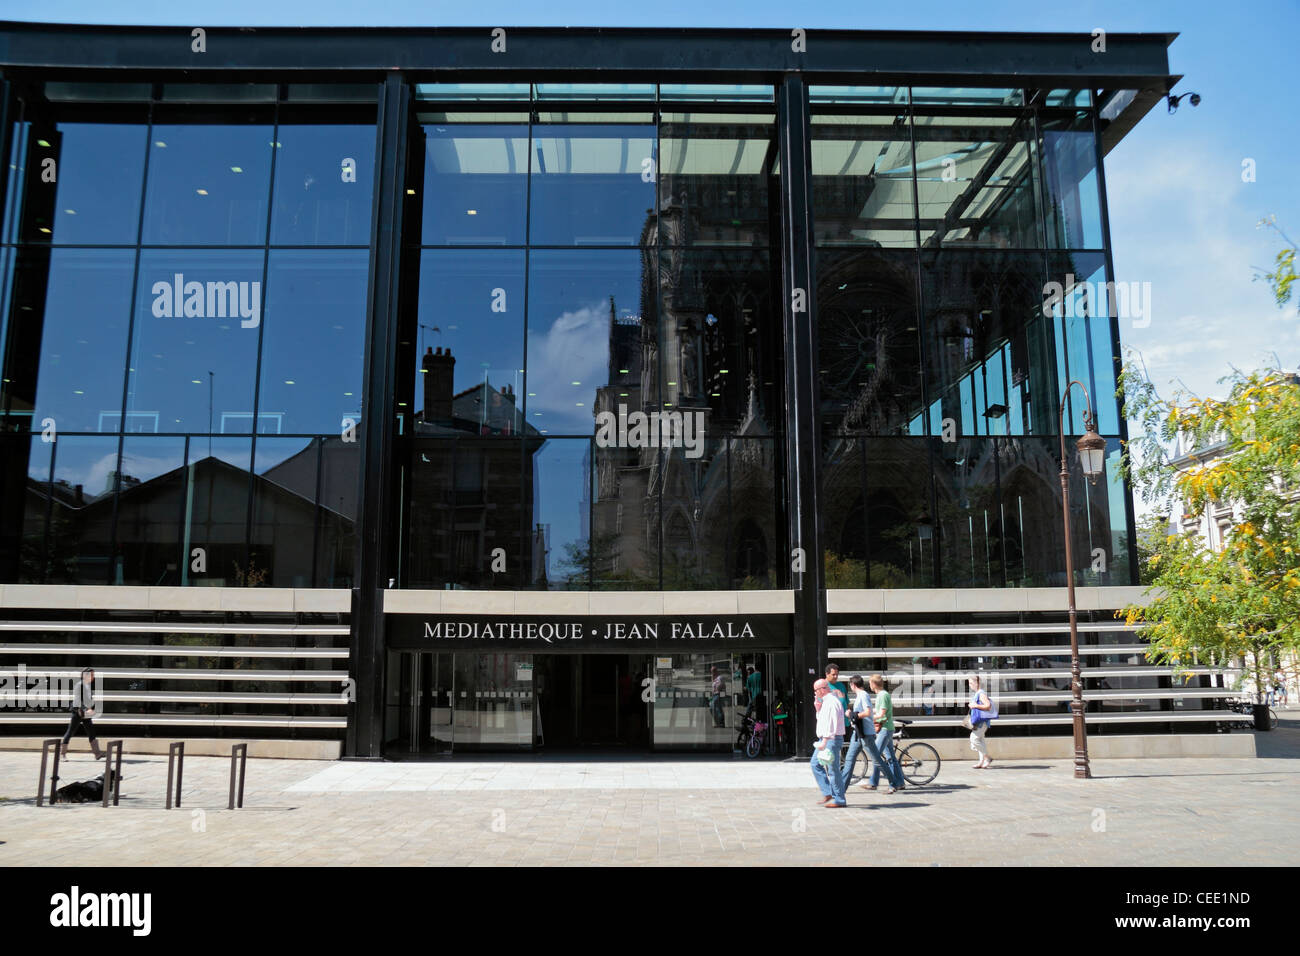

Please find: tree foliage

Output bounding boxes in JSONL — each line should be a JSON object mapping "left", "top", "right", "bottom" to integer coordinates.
{"left": 1119, "top": 362, "right": 1300, "bottom": 697}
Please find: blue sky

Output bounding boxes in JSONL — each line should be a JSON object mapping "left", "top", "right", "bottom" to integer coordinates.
{"left": 6, "top": 0, "right": 1299, "bottom": 404}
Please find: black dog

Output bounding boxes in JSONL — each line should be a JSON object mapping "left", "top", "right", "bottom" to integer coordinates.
{"left": 54, "top": 770, "right": 122, "bottom": 803}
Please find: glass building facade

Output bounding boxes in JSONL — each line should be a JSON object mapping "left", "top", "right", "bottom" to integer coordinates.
{"left": 0, "top": 24, "right": 1203, "bottom": 758}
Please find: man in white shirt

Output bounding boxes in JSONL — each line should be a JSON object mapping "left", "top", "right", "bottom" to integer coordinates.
{"left": 810, "top": 678, "right": 847, "bottom": 807}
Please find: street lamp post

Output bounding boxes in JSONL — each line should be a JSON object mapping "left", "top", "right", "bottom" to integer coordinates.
{"left": 1059, "top": 380, "right": 1108, "bottom": 780}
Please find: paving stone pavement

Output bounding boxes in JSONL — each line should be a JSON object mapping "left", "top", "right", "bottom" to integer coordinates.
{"left": 2, "top": 719, "right": 1297, "bottom": 866}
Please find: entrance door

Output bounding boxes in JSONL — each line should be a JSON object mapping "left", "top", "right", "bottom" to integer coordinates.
{"left": 533, "top": 655, "right": 650, "bottom": 750}
{"left": 384, "top": 651, "right": 453, "bottom": 755}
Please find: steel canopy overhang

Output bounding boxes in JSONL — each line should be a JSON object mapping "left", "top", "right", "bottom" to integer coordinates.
{"left": 0, "top": 22, "right": 1175, "bottom": 87}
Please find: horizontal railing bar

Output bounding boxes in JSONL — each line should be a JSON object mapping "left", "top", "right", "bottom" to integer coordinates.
{"left": 0, "top": 644, "right": 348, "bottom": 658}
{"left": 0, "top": 668, "right": 348, "bottom": 681}
{"left": 0, "top": 714, "right": 346, "bottom": 727}
{"left": 895, "top": 711, "right": 1241, "bottom": 726}
{"left": 0, "top": 622, "right": 349, "bottom": 635}
{"left": 824, "top": 663, "right": 1216, "bottom": 678}
{"left": 828, "top": 645, "right": 1150, "bottom": 658}
{"left": 827, "top": 623, "right": 1145, "bottom": 636}
{"left": 892, "top": 689, "right": 1237, "bottom": 705}
{"left": 11, "top": 691, "right": 348, "bottom": 705}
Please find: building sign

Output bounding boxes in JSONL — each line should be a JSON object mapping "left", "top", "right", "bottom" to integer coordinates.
{"left": 387, "top": 615, "right": 790, "bottom": 652}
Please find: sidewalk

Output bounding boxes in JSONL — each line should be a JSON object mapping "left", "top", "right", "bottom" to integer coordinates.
{"left": 2, "top": 724, "right": 1297, "bottom": 866}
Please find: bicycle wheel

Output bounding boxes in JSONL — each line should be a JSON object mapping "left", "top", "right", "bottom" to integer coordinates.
{"left": 745, "top": 731, "right": 763, "bottom": 758}
{"left": 1269, "top": 709, "right": 1280, "bottom": 730}
{"left": 853, "top": 748, "right": 872, "bottom": 785}
{"left": 897, "top": 742, "right": 941, "bottom": 787}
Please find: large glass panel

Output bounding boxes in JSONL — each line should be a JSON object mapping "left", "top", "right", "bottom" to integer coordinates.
{"left": 659, "top": 84, "right": 773, "bottom": 103}
{"left": 1041, "top": 112, "right": 1104, "bottom": 250}
{"left": 657, "top": 247, "right": 780, "bottom": 429}
{"left": 142, "top": 119, "right": 274, "bottom": 245}
{"left": 126, "top": 249, "right": 264, "bottom": 434}
{"left": 182, "top": 437, "right": 251, "bottom": 586}
{"left": 811, "top": 113, "right": 916, "bottom": 247}
{"left": 658, "top": 113, "right": 775, "bottom": 247}
{"left": 862, "top": 436, "right": 937, "bottom": 588}
{"left": 43, "top": 435, "right": 119, "bottom": 584}
{"left": 652, "top": 652, "right": 738, "bottom": 749}
{"left": 810, "top": 86, "right": 909, "bottom": 105}
{"left": 919, "top": 249, "right": 1052, "bottom": 439}
{"left": 528, "top": 124, "right": 656, "bottom": 246}
{"left": 655, "top": 437, "right": 731, "bottom": 591}
{"left": 452, "top": 651, "right": 533, "bottom": 750}
{"left": 251, "top": 437, "right": 318, "bottom": 587}
{"left": 527, "top": 249, "right": 651, "bottom": 435}
{"left": 269, "top": 123, "right": 376, "bottom": 245}
{"left": 912, "top": 113, "right": 1041, "bottom": 248}
{"left": 816, "top": 248, "right": 920, "bottom": 436}
{"left": 406, "top": 437, "right": 528, "bottom": 589}
{"left": 532, "top": 437, "right": 591, "bottom": 589}
{"left": 417, "top": 122, "right": 529, "bottom": 246}
{"left": 822, "top": 437, "right": 867, "bottom": 588}
{"left": 411, "top": 249, "right": 525, "bottom": 431}
{"left": 912, "top": 88, "right": 1024, "bottom": 107}
{"left": 315, "top": 437, "right": 359, "bottom": 587}
{"left": 16, "top": 120, "right": 147, "bottom": 245}
{"left": 259, "top": 249, "right": 368, "bottom": 434}
{"left": 727, "top": 437, "right": 779, "bottom": 588}
{"left": 5, "top": 248, "right": 135, "bottom": 434}
{"left": 1, "top": 436, "right": 52, "bottom": 582}
{"left": 116, "top": 436, "right": 187, "bottom": 585}
{"left": 1046, "top": 251, "right": 1116, "bottom": 434}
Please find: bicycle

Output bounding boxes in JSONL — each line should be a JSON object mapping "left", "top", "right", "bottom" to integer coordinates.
{"left": 734, "top": 709, "right": 768, "bottom": 758}
{"left": 1224, "top": 696, "right": 1279, "bottom": 731}
{"left": 846, "top": 718, "right": 941, "bottom": 787}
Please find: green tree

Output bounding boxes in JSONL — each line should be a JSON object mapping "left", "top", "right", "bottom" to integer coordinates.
{"left": 1256, "top": 216, "right": 1298, "bottom": 313}
{"left": 1119, "top": 362, "right": 1300, "bottom": 698}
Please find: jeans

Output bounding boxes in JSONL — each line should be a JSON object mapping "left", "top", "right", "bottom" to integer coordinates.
{"left": 869, "top": 727, "right": 904, "bottom": 789}
{"left": 811, "top": 734, "right": 846, "bottom": 805}
{"left": 710, "top": 694, "right": 725, "bottom": 727}
{"left": 840, "top": 728, "right": 885, "bottom": 792}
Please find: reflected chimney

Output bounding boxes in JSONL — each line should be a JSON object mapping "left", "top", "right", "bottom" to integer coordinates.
{"left": 423, "top": 345, "right": 455, "bottom": 420}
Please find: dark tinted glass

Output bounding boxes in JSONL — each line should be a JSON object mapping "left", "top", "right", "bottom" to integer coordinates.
{"left": 528, "top": 124, "right": 656, "bottom": 246}
{"left": 912, "top": 113, "right": 1041, "bottom": 248}
{"left": 116, "top": 436, "right": 186, "bottom": 585}
{"left": 811, "top": 113, "right": 916, "bottom": 247}
{"left": 658, "top": 113, "right": 775, "bottom": 247}
{"left": 44, "top": 434, "right": 119, "bottom": 583}
{"left": 411, "top": 249, "right": 526, "bottom": 432}
{"left": 1041, "top": 113, "right": 1104, "bottom": 250}
{"left": 919, "top": 249, "right": 1052, "bottom": 439}
{"left": 251, "top": 436, "right": 318, "bottom": 586}
{"left": 816, "top": 248, "right": 920, "bottom": 436}
{"left": 127, "top": 249, "right": 264, "bottom": 434}
{"left": 316, "top": 437, "right": 359, "bottom": 587}
{"left": 1, "top": 436, "right": 52, "bottom": 582}
{"left": 7, "top": 248, "right": 136, "bottom": 434}
{"left": 532, "top": 437, "right": 592, "bottom": 589}
{"left": 18, "top": 122, "right": 147, "bottom": 245}
{"left": 270, "top": 123, "right": 376, "bottom": 245}
{"left": 1046, "top": 252, "right": 1116, "bottom": 434}
{"left": 406, "top": 437, "right": 527, "bottom": 588}
{"left": 527, "top": 249, "right": 651, "bottom": 435}
{"left": 259, "top": 249, "right": 368, "bottom": 434}
{"left": 657, "top": 247, "right": 780, "bottom": 430}
{"left": 418, "top": 123, "right": 529, "bottom": 246}
{"left": 142, "top": 122, "right": 274, "bottom": 245}
{"left": 184, "top": 437, "right": 251, "bottom": 586}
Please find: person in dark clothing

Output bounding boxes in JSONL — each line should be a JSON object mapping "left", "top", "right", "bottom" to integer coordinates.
{"left": 61, "top": 667, "right": 104, "bottom": 759}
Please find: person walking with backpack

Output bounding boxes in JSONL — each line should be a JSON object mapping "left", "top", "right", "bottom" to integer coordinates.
{"left": 840, "top": 675, "right": 890, "bottom": 794}
{"left": 61, "top": 667, "right": 104, "bottom": 760}
{"left": 865, "top": 674, "right": 904, "bottom": 793}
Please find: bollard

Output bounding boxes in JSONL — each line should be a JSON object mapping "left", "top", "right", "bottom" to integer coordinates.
{"left": 228, "top": 743, "right": 248, "bottom": 810}
{"left": 36, "top": 738, "right": 62, "bottom": 806}
{"left": 102, "top": 740, "right": 124, "bottom": 808}
{"left": 165, "top": 741, "right": 184, "bottom": 809}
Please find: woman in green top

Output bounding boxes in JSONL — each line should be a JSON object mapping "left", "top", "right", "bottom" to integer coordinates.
{"left": 866, "top": 674, "right": 904, "bottom": 792}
